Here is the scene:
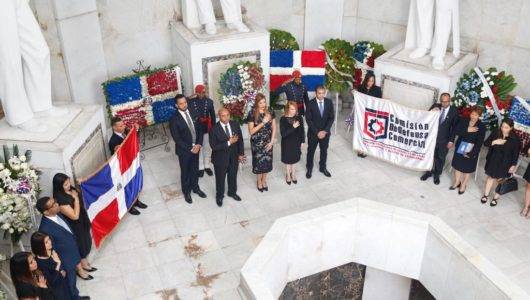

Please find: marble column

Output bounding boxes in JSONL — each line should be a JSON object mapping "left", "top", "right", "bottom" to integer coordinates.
{"left": 362, "top": 267, "right": 411, "bottom": 300}
{"left": 51, "top": 0, "right": 108, "bottom": 104}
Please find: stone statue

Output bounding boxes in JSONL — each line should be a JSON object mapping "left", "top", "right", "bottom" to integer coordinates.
{"left": 0, "top": 0, "right": 67, "bottom": 133}
{"left": 405, "top": 0, "right": 460, "bottom": 70}
{"left": 182, "top": 0, "right": 249, "bottom": 35}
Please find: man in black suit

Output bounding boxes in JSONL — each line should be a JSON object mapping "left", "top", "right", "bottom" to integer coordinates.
{"left": 188, "top": 84, "right": 216, "bottom": 178}
{"left": 169, "top": 94, "right": 207, "bottom": 204}
{"left": 209, "top": 108, "right": 244, "bottom": 207}
{"left": 108, "top": 117, "right": 148, "bottom": 215}
{"left": 306, "top": 85, "right": 335, "bottom": 178}
{"left": 420, "top": 93, "right": 459, "bottom": 185}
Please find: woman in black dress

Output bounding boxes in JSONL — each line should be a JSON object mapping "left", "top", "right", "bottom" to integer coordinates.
{"left": 10, "top": 252, "right": 53, "bottom": 300}
{"left": 52, "top": 173, "right": 96, "bottom": 280}
{"left": 481, "top": 118, "right": 520, "bottom": 207}
{"left": 280, "top": 101, "right": 305, "bottom": 185}
{"left": 450, "top": 106, "right": 486, "bottom": 194}
{"left": 521, "top": 145, "right": 530, "bottom": 217}
{"left": 357, "top": 72, "right": 382, "bottom": 158}
{"left": 31, "top": 231, "right": 72, "bottom": 299}
{"left": 247, "top": 93, "right": 276, "bottom": 192}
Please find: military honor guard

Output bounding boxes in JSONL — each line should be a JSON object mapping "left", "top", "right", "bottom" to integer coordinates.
{"left": 272, "top": 70, "right": 310, "bottom": 116}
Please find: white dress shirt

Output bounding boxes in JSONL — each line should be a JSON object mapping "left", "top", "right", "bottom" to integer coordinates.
{"left": 222, "top": 122, "right": 233, "bottom": 146}
{"left": 46, "top": 215, "right": 72, "bottom": 234}
{"left": 179, "top": 109, "right": 196, "bottom": 146}
{"left": 113, "top": 131, "right": 124, "bottom": 139}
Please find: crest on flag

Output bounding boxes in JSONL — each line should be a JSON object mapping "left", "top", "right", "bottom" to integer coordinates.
{"left": 269, "top": 50, "right": 326, "bottom": 91}
{"left": 363, "top": 108, "right": 389, "bottom": 140}
{"left": 80, "top": 129, "right": 143, "bottom": 248}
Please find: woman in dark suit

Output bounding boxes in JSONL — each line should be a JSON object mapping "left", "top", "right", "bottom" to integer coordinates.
{"left": 450, "top": 106, "right": 486, "bottom": 194}
{"left": 10, "top": 252, "right": 53, "bottom": 300}
{"left": 247, "top": 93, "right": 276, "bottom": 192}
{"left": 280, "top": 101, "right": 305, "bottom": 185}
{"left": 52, "top": 173, "right": 96, "bottom": 280}
{"left": 31, "top": 231, "right": 71, "bottom": 299}
{"left": 481, "top": 118, "right": 520, "bottom": 206}
{"left": 357, "top": 72, "right": 382, "bottom": 158}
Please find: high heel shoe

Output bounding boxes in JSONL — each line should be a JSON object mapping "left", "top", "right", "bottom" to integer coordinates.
{"left": 263, "top": 186, "right": 268, "bottom": 191}
{"left": 257, "top": 184, "right": 263, "bottom": 192}
{"left": 290, "top": 172, "right": 297, "bottom": 184}
{"left": 458, "top": 185, "right": 466, "bottom": 195}
{"left": 285, "top": 175, "right": 291, "bottom": 185}
{"left": 449, "top": 183, "right": 461, "bottom": 190}
{"left": 83, "top": 267, "right": 98, "bottom": 272}
{"left": 77, "top": 272, "right": 94, "bottom": 280}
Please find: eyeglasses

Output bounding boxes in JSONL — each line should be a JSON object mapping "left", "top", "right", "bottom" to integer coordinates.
{"left": 46, "top": 200, "right": 58, "bottom": 210}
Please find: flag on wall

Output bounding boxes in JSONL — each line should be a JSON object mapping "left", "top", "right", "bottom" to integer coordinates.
{"left": 80, "top": 130, "right": 143, "bottom": 248}
{"left": 270, "top": 50, "right": 326, "bottom": 91}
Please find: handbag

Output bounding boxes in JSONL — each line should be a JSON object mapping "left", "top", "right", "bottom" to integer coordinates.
{"left": 495, "top": 176, "right": 518, "bottom": 195}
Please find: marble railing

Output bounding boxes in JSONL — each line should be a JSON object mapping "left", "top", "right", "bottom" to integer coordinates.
{"left": 238, "top": 198, "right": 528, "bottom": 300}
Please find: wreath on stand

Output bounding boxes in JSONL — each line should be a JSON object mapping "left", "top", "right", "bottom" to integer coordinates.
{"left": 352, "top": 41, "right": 386, "bottom": 88}
{"left": 218, "top": 61, "right": 266, "bottom": 124}
{"left": 322, "top": 39, "right": 356, "bottom": 93}
{"left": 452, "top": 67, "right": 517, "bottom": 131}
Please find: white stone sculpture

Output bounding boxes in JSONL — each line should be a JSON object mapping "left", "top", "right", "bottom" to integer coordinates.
{"left": 405, "top": 0, "right": 460, "bottom": 70}
{"left": 182, "top": 0, "right": 249, "bottom": 35}
{"left": 0, "top": 0, "right": 67, "bottom": 133}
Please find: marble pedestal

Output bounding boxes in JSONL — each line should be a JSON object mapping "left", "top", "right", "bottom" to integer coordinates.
{"left": 374, "top": 44, "right": 478, "bottom": 110}
{"left": 0, "top": 104, "right": 108, "bottom": 195}
{"left": 170, "top": 21, "right": 270, "bottom": 112}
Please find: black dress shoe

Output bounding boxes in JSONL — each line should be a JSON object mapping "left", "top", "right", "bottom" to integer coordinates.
{"left": 80, "top": 296, "right": 91, "bottom": 300}
{"left": 433, "top": 176, "right": 440, "bottom": 185}
{"left": 193, "top": 188, "right": 207, "bottom": 198}
{"left": 227, "top": 193, "right": 242, "bottom": 201}
{"left": 205, "top": 168, "right": 213, "bottom": 176}
{"left": 77, "top": 273, "right": 94, "bottom": 280}
{"left": 216, "top": 197, "right": 223, "bottom": 207}
{"left": 129, "top": 207, "right": 140, "bottom": 215}
{"left": 306, "top": 170, "right": 312, "bottom": 179}
{"left": 198, "top": 170, "right": 204, "bottom": 178}
{"left": 320, "top": 169, "right": 331, "bottom": 177}
{"left": 83, "top": 267, "right": 98, "bottom": 272}
{"left": 263, "top": 186, "right": 268, "bottom": 191}
{"left": 420, "top": 172, "right": 432, "bottom": 181}
{"left": 184, "top": 193, "right": 193, "bottom": 204}
{"left": 292, "top": 179, "right": 298, "bottom": 184}
{"left": 135, "top": 200, "right": 148, "bottom": 209}
{"left": 357, "top": 153, "right": 367, "bottom": 158}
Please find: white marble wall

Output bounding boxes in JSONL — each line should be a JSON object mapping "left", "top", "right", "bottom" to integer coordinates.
{"left": 31, "top": 0, "right": 530, "bottom": 101}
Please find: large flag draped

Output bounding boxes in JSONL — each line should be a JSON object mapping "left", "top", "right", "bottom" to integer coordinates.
{"left": 80, "top": 130, "right": 143, "bottom": 248}
{"left": 269, "top": 50, "right": 326, "bottom": 91}
{"left": 353, "top": 91, "right": 440, "bottom": 171}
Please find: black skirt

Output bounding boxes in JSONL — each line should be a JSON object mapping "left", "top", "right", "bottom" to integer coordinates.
{"left": 56, "top": 192, "right": 92, "bottom": 258}
{"left": 524, "top": 165, "right": 530, "bottom": 183}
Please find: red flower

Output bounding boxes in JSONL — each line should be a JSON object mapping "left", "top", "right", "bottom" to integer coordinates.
{"left": 367, "top": 57, "right": 375, "bottom": 68}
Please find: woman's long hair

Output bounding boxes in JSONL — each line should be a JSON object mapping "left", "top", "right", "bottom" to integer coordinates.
{"left": 359, "top": 72, "right": 376, "bottom": 92}
{"left": 31, "top": 232, "right": 50, "bottom": 258}
{"left": 52, "top": 173, "right": 70, "bottom": 198}
{"left": 252, "top": 93, "right": 270, "bottom": 123}
{"left": 10, "top": 252, "right": 36, "bottom": 286}
{"left": 497, "top": 118, "right": 516, "bottom": 139}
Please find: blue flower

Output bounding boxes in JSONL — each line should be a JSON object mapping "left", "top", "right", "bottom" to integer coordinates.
{"left": 469, "top": 91, "right": 479, "bottom": 104}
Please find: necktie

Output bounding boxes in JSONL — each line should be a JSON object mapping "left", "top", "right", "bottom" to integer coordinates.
{"left": 439, "top": 108, "right": 445, "bottom": 124}
{"left": 184, "top": 111, "right": 196, "bottom": 142}
{"left": 319, "top": 101, "right": 324, "bottom": 117}
{"left": 56, "top": 216, "right": 72, "bottom": 234}
{"left": 224, "top": 124, "right": 230, "bottom": 138}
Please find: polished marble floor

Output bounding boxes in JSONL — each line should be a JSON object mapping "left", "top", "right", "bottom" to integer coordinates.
{"left": 79, "top": 119, "right": 530, "bottom": 299}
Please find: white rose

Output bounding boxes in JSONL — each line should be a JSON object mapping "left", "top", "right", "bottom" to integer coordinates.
{"left": 1, "top": 223, "right": 10, "bottom": 230}
{"left": 0, "top": 164, "right": 4, "bottom": 170}
{"left": 491, "top": 71, "right": 498, "bottom": 76}
{"left": 19, "top": 155, "right": 26, "bottom": 162}
{"left": 9, "top": 228, "right": 13, "bottom": 233}
{"left": 20, "top": 163, "right": 28, "bottom": 170}
{"left": 488, "top": 81, "right": 494, "bottom": 86}
{"left": 12, "top": 165, "right": 20, "bottom": 171}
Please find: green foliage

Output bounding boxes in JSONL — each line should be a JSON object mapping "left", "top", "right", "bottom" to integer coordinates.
{"left": 322, "top": 39, "right": 356, "bottom": 92}
{"left": 1, "top": 145, "right": 32, "bottom": 163}
{"left": 269, "top": 29, "right": 300, "bottom": 50}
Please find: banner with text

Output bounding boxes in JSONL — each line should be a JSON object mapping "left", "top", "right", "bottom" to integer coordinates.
{"left": 353, "top": 91, "right": 440, "bottom": 171}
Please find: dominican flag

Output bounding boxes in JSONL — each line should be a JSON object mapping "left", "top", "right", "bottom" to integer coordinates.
{"left": 80, "top": 130, "right": 143, "bottom": 248}
{"left": 269, "top": 50, "right": 326, "bottom": 91}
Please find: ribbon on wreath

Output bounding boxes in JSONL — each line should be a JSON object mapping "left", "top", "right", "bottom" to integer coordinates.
{"left": 323, "top": 49, "right": 355, "bottom": 90}
{"left": 474, "top": 67, "right": 502, "bottom": 126}
{"left": 198, "top": 116, "right": 213, "bottom": 132}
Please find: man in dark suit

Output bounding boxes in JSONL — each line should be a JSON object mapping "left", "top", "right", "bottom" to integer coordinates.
{"left": 169, "top": 94, "right": 207, "bottom": 204}
{"left": 305, "top": 85, "right": 335, "bottom": 178}
{"left": 209, "top": 108, "right": 244, "bottom": 207}
{"left": 420, "top": 92, "right": 459, "bottom": 185}
{"left": 108, "top": 117, "right": 148, "bottom": 215}
{"left": 188, "top": 84, "right": 216, "bottom": 178}
{"left": 36, "top": 196, "right": 90, "bottom": 300}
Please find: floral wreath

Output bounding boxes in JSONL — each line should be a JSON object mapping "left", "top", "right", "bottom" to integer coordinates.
{"left": 352, "top": 41, "right": 385, "bottom": 88}
{"left": 452, "top": 67, "right": 517, "bottom": 131}
{"left": 322, "top": 39, "right": 356, "bottom": 93}
{"left": 218, "top": 61, "right": 266, "bottom": 124}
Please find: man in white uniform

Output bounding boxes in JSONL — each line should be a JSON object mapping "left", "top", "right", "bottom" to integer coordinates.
{"left": 405, "top": 0, "right": 460, "bottom": 70}
{"left": 195, "top": 0, "right": 249, "bottom": 35}
{"left": 0, "top": 0, "right": 66, "bottom": 132}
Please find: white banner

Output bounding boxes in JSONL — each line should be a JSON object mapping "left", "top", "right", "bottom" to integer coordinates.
{"left": 353, "top": 91, "right": 440, "bottom": 171}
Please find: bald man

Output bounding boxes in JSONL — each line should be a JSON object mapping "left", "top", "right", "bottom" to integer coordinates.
{"left": 209, "top": 108, "right": 245, "bottom": 207}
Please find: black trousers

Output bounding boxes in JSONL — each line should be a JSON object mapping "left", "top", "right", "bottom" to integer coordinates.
{"left": 432, "top": 143, "right": 449, "bottom": 176}
{"left": 213, "top": 156, "right": 238, "bottom": 198}
{"left": 306, "top": 133, "right": 330, "bottom": 171}
{"left": 178, "top": 153, "right": 199, "bottom": 194}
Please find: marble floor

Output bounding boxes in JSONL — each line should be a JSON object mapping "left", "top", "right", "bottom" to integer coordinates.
{"left": 79, "top": 119, "right": 530, "bottom": 299}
